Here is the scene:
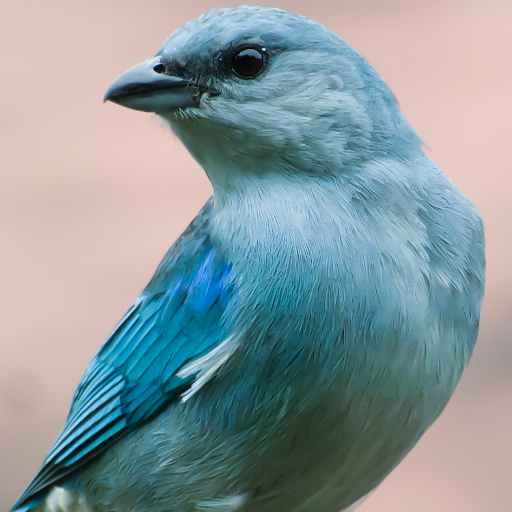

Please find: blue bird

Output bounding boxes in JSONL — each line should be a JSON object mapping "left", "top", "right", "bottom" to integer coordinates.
{"left": 11, "top": 6, "right": 485, "bottom": 512}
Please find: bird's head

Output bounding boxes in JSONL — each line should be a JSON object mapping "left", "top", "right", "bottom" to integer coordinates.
{"left": 105, "top": 6, "right": 421, "bottom": 192}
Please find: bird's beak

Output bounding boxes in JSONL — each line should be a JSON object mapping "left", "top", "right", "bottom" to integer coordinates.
{"left": 104, "top": 57, "right": 200, "bottom": 113}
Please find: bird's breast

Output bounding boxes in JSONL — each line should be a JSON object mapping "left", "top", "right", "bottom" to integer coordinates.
{"left": 189, "top": 174, "right": 477, "bottom": 510}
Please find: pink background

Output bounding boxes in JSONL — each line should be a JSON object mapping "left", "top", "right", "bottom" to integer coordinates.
{"left": 1, "top": 1, "right": 511, "bottom": 511}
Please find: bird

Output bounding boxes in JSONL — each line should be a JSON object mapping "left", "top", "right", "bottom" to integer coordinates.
{"left": 10, "top": 5, "right": 485, "bottom": 512}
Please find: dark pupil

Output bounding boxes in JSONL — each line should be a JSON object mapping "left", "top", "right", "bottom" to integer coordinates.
{"left": 232, "top": 48, "right": 264, "bottom": 78}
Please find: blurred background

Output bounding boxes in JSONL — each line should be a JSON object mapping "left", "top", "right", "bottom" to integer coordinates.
{"left": 0, "top": 0, "right": 511, "bottom": 511}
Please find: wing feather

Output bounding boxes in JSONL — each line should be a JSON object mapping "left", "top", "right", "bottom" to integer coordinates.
{"left": 13, "top": 200, "right": 235, "bottom": 509}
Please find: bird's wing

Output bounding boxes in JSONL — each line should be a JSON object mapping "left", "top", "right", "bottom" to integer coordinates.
{"left": 14, "top": 200, "right": 235, "bottom": 509}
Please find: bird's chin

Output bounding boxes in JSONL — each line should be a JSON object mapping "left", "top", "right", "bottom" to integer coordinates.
{"left": 157, "top": 106, "right": 202, "bottom": 126}
{"left": 160, "top": 94, "right": 220, "bottom": 125}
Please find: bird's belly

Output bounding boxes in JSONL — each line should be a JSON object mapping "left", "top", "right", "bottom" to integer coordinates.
{"left": 75, "top": 332, "right": 456, "bottom": 512}
{"left": 236, "top": 394, "right": 429, "bottom": 512}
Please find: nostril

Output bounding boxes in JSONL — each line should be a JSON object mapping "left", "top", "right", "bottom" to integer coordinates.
{"left": 153, "top": 63, "right": 166, "bottom": 74}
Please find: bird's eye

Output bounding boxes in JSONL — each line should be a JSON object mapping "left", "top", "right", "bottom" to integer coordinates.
{"left": 232, "top": 47, "right": 266, "bottom": 79}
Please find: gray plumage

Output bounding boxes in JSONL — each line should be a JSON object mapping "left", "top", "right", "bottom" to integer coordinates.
{"left": 12, "top": 6, "right": 485, "bottom": 512}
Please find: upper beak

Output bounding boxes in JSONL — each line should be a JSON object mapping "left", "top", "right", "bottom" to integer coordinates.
{"left": 104, "top": 57, "right": 200, "bottom": 113}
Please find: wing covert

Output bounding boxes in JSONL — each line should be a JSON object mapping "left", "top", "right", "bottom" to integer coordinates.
{"left": 13, "top": 201, "right": 234, "bottom": 509}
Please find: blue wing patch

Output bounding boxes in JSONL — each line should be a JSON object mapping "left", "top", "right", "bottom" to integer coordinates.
{"left": 13, "top": 200, "right": 234, "bottom": 509}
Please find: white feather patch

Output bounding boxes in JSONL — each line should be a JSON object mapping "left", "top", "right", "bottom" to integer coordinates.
{"left": 196, "top": 494, "right": 248, "bottom": 511}
{"left": 177, "top": 335, "right": 239, "bottom": 402}
{"left": 45, "top": 488, "right": 90, "bottom": 512}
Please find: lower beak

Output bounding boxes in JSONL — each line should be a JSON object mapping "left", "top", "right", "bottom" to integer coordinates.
{"left": 104, "top": 57, "right": 200, "bottom": 113}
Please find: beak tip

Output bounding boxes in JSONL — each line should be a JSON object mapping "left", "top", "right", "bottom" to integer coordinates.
{"left": 103, "top": 87, "right": 115, "bottom": 104}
